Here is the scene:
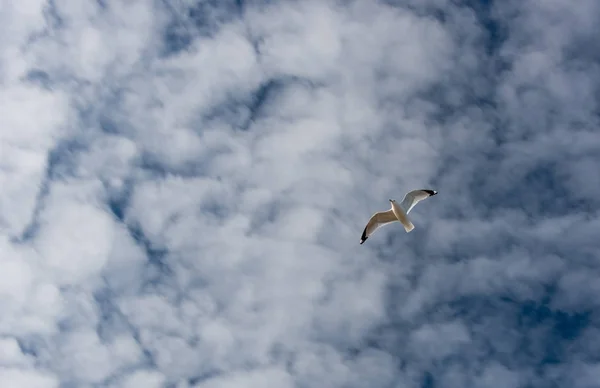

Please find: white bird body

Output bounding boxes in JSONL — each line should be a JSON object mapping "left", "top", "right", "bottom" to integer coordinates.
{"left": 360, "top": 189, "right": 438, "bottom": 244}
{"left": 391, "top": 199, "right": 414, "bottom": 233}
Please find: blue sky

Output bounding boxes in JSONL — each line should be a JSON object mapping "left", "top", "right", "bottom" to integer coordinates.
{"left": 1, "top": 0, "right": 599, "bottom": 387}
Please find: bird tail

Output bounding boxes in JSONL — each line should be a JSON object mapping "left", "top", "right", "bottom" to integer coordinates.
{"left": 402, "top": 220, "right": 415, "bottom": 233}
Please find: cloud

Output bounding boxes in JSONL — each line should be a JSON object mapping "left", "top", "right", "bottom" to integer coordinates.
{"left": 1, "top": 0, "right": 599, "bottom": 387}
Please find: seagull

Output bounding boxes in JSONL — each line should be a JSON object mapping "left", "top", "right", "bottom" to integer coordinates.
{"left": 360, "top": 189, "right": 438, "bottom": 244}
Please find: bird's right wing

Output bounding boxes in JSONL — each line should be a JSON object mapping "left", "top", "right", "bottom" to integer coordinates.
{"left": 360, "top": 210, "right": 397, "bottom": 244}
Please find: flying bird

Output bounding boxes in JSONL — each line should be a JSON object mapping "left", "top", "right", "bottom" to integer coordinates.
{"left": 360, "top": 189, "right": 438, "bottom": 244}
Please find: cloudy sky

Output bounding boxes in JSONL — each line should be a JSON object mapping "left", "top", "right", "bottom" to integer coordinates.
{"left": 1, "top": 0, "right": 600, "bottom": 387}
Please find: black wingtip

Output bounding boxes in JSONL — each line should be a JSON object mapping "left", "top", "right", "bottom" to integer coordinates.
{"left": 360, "top": 228, "right": 368, "bottom": 244}
{"left": 423, "top": 189, "right": 438, "bottom": 196}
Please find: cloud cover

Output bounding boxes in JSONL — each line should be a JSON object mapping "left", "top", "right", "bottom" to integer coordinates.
{"left": 1, "top": 0, "right": 599, "bottom": 387}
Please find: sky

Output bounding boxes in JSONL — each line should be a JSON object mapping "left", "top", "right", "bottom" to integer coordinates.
{"left": 1, "top": 0, "right": 599, "bottom": 387}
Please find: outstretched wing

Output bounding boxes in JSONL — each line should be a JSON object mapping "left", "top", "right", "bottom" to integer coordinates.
{"left": 400, "top": 189, "right": 437, "bottom": 214}
{"left": 360, "top": 210, "right": 398, "bottom": 244}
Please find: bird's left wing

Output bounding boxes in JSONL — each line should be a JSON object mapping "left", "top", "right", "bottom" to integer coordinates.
{"left": 400, "top": 189, "right": 437, "bottom": 214}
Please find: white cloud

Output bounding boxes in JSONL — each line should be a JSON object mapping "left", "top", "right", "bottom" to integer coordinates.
{"left": 0, "top": 85, "right": 70, "bottom": 236}
{"left": 0, "top": 337, "right": 31, "bottom": 367}
{"left": 0, "top": 368, "right": 57, "bottom": 388}
{"left": 1, "top": 0, "right": 599, "bottom": 387}
{"left": 194, "top": 367, "right": 293, "bottom": 388}
{"left": 120, "top": 369, "right": 166, "bottom": 388}
{"left": 409, "top": 321, "right": 471, "bottom": 362}
{"left": 56, "top": 329, "right": 116, "bottom": 384}
{"left": 33, "top": 181, "right": 115, "bottom": 286}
